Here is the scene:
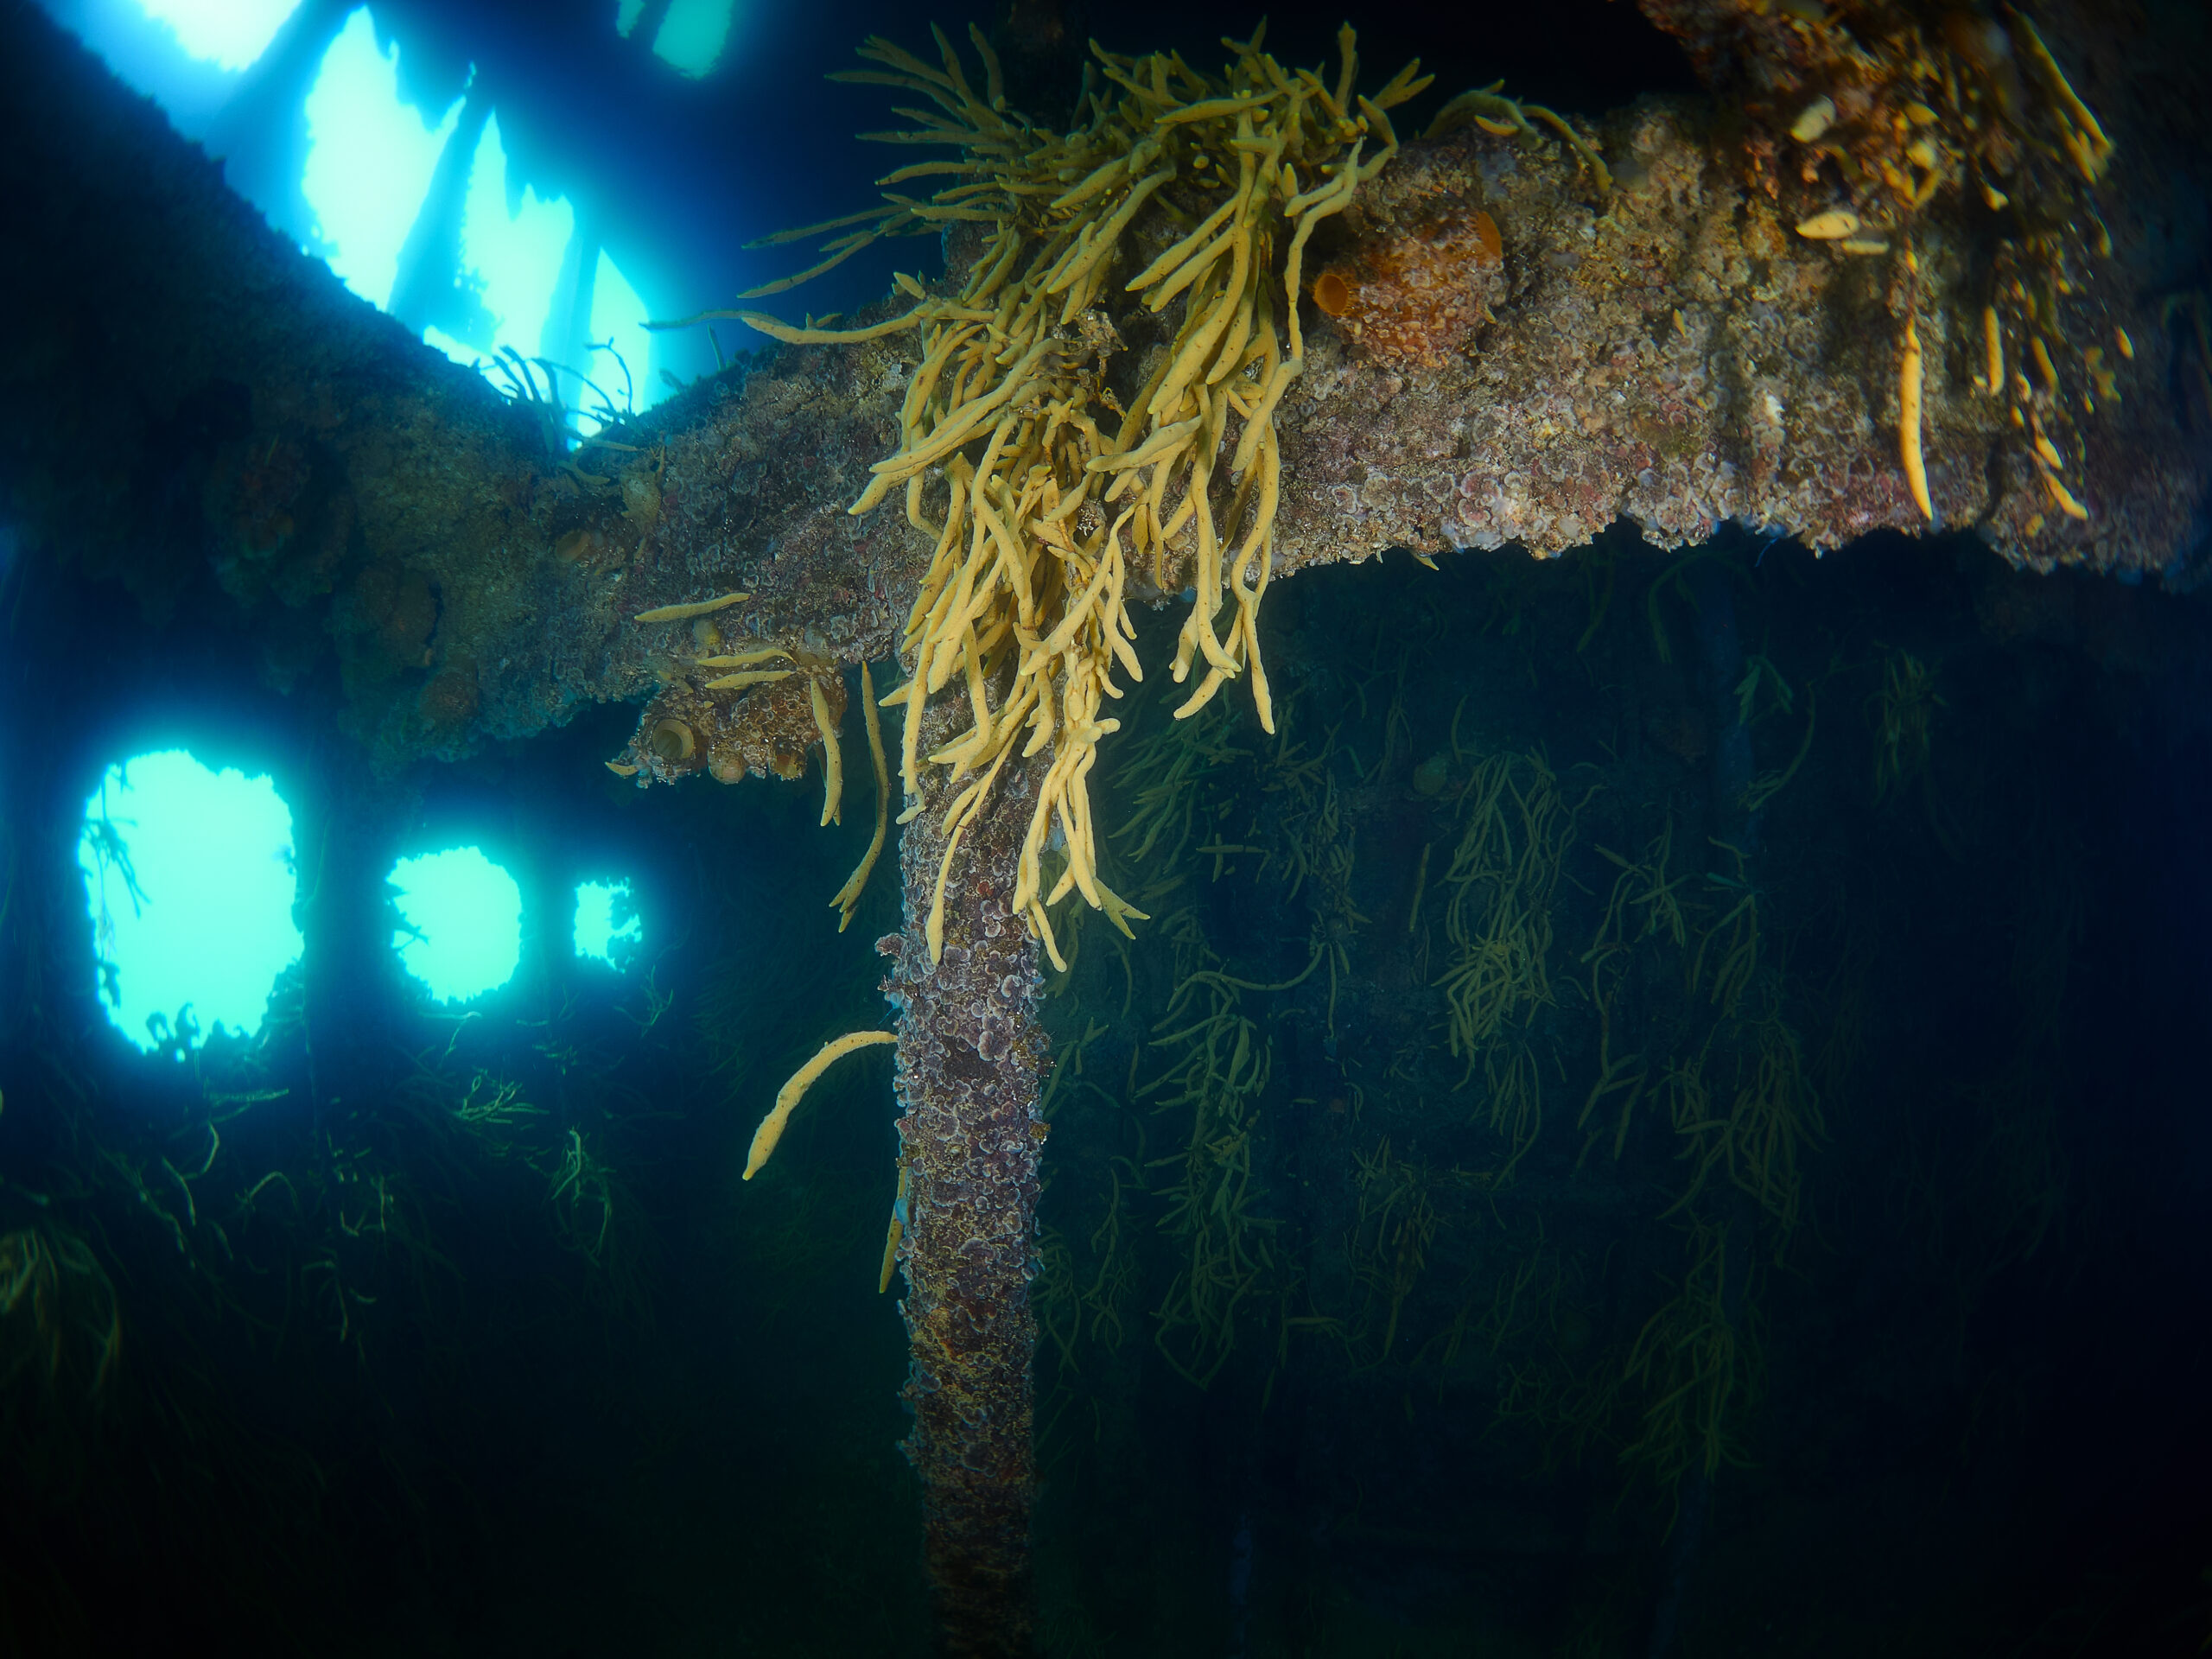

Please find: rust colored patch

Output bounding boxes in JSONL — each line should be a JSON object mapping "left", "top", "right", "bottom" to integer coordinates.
{"left": 554, "top": 526, "right": 606, "bottom": 563}
{"left": 1471, "top": 209, "right": 1503, "bottom": 264}
{"left": 1316, "top": 207, "right": 1507, "bottom": 368}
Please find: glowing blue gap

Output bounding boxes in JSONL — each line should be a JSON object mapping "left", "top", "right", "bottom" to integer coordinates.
{"left": 614, "top": 0, "right": 645, "bottom": 39}
{"left": 42, "top": 0, "right": 277, "bottom": 135}
{"left": 284, "top": 11, "right": 667, "bottom": 424}
{"left": 301, "top": 8, "right": 463, "bottom": 311}
{"left": 651, "top": 0, "right": 734, "bottom": 78}
{"left": 448, "top": 111, "right": 575, "bottom": 365}
{"left": 136, "top": 0, "right": 302, "bottom": 70}
{"left": 388, "top": 847, "right": 522, "bottom": 1004}
{"left": 421, "top": 323, "right": 482, "bottom": 365}
{"left": 573, "top": 880, "right": 642, "bottom": 968}
{"left": 572, "top": 249, "right": 653, "bottom": 432}
{"left": 78, "top": 751, "right": 303, "bottom": 1054}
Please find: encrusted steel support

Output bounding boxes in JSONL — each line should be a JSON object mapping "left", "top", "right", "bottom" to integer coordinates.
{"left": 880, "top": 722, "right": 1048, "bottom": 1656}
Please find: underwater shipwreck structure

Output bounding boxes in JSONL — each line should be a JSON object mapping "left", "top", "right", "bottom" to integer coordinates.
{"left": 3, "top": 0, "right": 2209, "bottom": 1649}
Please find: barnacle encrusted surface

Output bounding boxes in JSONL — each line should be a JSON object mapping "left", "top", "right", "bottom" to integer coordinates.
{"left": 9, "top": 0, "right": 2206, "bottom": 785}
{"left": 1616, "top": 0, "right": 2183, "bottom": 556}
{"left": 1263, "top": 83, "right": 2201, "bottom": 576}
{"left": 613, "top": 664, "right": 848, "bottom": 786}
{"left": 464, "top": 19, "right": 2201, "bottom": 761}
{"left": 880, "top": 701, "right": 1048, "bottom": 1656}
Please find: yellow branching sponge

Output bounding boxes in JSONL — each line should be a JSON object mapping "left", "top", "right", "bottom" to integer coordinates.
{"left": 743, "top": 1029, "right": 899, "bottom": 1179}
{"left": 828, "top": 661, "right": 893, "bottom": 932}
{"left": 678, "top": 22, "right": 1429, "bottom": 969}
{"left": 1899, "top": 315, "right": 1932, "bottom": 522}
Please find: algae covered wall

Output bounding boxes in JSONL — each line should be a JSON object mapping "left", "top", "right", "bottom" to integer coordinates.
{"left": 4, "top": 0, "right": 2207, "bottom": 789}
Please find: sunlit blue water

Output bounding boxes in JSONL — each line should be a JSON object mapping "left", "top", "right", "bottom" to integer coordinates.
{"left": 78, "top": 749, "right": 302, "bottom": 1052}
{"left": 573, "top": 878, "right": 642, "bottom": 969}
{"left": 388, "top": 844, "right": 521, "bottom": 1003}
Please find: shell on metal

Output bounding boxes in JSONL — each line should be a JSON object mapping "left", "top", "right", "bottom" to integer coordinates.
{"left": 649, "top": 717, "right": 696, "bottom": 763}
{"left": 1789, "top": 95, "right": 1836, "bottom": 143}
{"left": 1795, "top": 209, "right": 1862, "bottom": 240}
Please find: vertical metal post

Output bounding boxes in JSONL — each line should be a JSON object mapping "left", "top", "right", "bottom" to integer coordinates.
{"left": 882, "top": 742, "right": 1047, "bottom": 1656}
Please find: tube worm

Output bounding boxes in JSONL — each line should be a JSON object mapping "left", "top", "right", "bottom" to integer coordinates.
{"left": 1900, "top": 319, "right": 1934, "bottom": 521}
